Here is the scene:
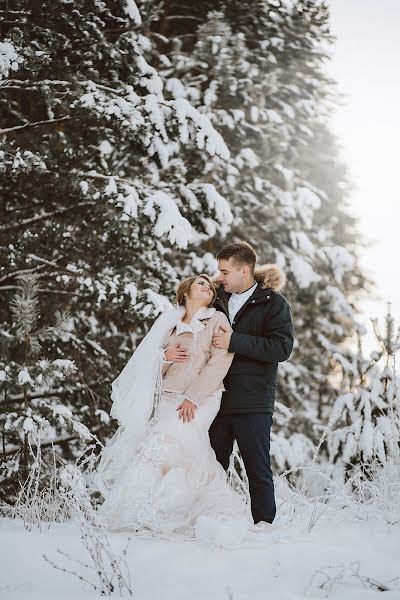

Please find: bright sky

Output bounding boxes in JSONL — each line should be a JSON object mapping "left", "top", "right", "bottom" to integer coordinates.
{"left": 328, "top": 0, "right": 400, "bottom": 352}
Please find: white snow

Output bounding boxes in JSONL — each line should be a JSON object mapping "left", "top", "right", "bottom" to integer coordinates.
{"left": 235, "top": 148, "right": 260, "bottom": 169}
{"left": 0, "top": 41, "right": 23, "bottom": 80}
{"left": 124, "top": 0, "right": 142, "bottom": 25}
{"left": 144, "top": 93, "right": 168, "bottom": 140}
{"left": 189, "top": 183, "right": 233, "bottom": 226}
{"left": 266, "top": 109, "right": 283, "bottom": 124}
{"left": 140, "top": 289, "right": 173, "bottom": 318}
{"left": 121, "top": 184, "right": 140, "bottom": 219}
{"left": 271, "top": 432, "right": 315, "bottom": 471}
{"left": 277, "top": 190, "right": 297, "bottom": 219}
{"left": 85, "top": 339, "right": 108, "bottom": 356}
{"left": 52, "top": 404, "right": 73, "bottom": 418}
{"left": 10, "top": 150, "right": 47, "bottom": 172}
{"left": 250, "top": 105, "right": 259, "bottom": 122}
{"left": 296, "top": 187, "right": 321, "bottom": 210}
{"left": 104, "top": 176, "right": 118, "bottom": 196}
{"left": 22, "top": 416, "right": 35, "bottom": 433}
{"left": 290, "top": 231, "right": 315, "bottom": 256}
{"left": 189, "top": 251, "right": 218, "bottom": 275}
{"left": 326, "top": 285, "right": 354, "bottom": 318}
{"left": 143, "top": 190, "right": 193, "bottom": 248}
{"left": 204, "top": 80, "right": 218, "bottom": 107}
{"left": 282, "top": 102, "right": 295, "bottom": 118}
{"left": 136, "top": 54, "right": 158, "bottom": 78}
{"left": 290, "top": 256, "right": 322, "bottom": 289}
{"left": 79, "top": 91, "right": 96, "bottom": 108}
{"left": 172, "top": 97, "right": 230, "bottom": 160}
{"left": 322, "top": 246, "right": 354, "bottom": 284}
{"left": 140, "top": 73, "right": 163, "bottom": 96}
{"left": 165, "top": 78, "right": 187, "bottom": 99}
{"left": 17, "top": 368, "right": 33, "bottom": 386}
{"left": 78, "top": 87, "right": 145, "bottom": 132}
{"left": 1, "top": 500, "right": 399, "bottom": 599}
{"left": 98, "top": 140, "right": 113, "bottom": 156}
{"left": 295, "top": 187, "right": 322, "bottom": 229}
{"left": 79, "top": 181, "right": 89, "bottom": 195}
{"left": 95, "top": 409, "right": 110, "bottom": 425}
{"left": 124, "top": 282, "right": 138, "bottom": 304}
{"left": 51, "top": 359, "right": 76, "bottom": 371}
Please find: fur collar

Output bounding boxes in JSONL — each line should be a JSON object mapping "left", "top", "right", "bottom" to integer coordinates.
{"left": 213, "top": 264, "right": 286, "bottom": 293}
{"left": 254, "top": 263, "right": 286, "bottom": 292}
{"left": 175, "top": 306, "right": 215, "bottom": 336}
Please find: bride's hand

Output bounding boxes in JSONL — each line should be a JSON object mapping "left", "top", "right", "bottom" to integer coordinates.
{"left": 176, "top": 399, "right": 196, "bottom": 423}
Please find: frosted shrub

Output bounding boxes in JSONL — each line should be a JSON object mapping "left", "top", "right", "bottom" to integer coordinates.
{"left": 327, "top": 306, "right": 400, "bottom": 483}
{"left": 43, "top": 463, "right": 133, "bottom": 597}
{"left": 0, "top": 273, "right": 96, "bottom": 503}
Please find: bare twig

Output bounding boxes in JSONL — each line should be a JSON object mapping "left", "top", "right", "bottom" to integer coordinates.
{"left": 0, "top": 201, "right": 97, "bottom": 233}
{"left": 0, "top": 382, "right": 112, "bottom": 408}
{"left": 2, "top": 425, "right": 102, "bottom": 457}
{"left": 0, "top": 115, "right": 71, "bottom": 135}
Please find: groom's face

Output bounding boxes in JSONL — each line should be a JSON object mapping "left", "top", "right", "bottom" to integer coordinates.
{"left": 217, "top": 258, "right": 245, "bottom": 293}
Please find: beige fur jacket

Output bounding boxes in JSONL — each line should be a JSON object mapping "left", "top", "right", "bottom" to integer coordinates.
{"left": 161, "top": 306, "right": 234, "bottom": 407}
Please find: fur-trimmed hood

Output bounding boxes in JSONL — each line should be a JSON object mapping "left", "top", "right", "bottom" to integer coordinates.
{"left": 254, "top": 263, "right": 286, "bottom": 292}
{"left": 213, "top": 263, "right": 286, "bottom": 293}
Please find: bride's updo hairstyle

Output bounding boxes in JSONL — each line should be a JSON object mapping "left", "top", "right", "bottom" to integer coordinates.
{"left": 176, "top": 274, "right": 217, "bottom": 308}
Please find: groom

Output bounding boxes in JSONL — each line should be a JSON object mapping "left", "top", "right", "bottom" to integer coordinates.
{"left": 210, "top": 241, "right": 294, "bottom": 524}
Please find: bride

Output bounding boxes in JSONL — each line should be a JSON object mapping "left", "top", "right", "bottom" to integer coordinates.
{"left": 93, "top": 274, "right": 252, "bottom": 547}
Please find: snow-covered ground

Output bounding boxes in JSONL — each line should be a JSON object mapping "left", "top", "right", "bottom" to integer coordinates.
{"left": 1, "top": 500, "right": 399, "bottom": 600}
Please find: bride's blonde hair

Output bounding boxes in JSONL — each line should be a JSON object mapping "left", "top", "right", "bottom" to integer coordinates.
{"left": 176, "top": 274, "right": 217, "bottom": 307}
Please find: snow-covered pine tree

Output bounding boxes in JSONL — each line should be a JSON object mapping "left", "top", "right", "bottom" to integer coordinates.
{"left": 0, "top": 0, "right": 234, "bottom": 483}
{"left": 327, "top": 305, "right": 400, "bottom": 484}
{"left": 148, "top": 1, "right": 367, "bottom": 471}
{"left": 293, "top": 98, "right": 372, "bottom": 422}
{"left": 0, "top": 273, "right": 95, "bottom": 502}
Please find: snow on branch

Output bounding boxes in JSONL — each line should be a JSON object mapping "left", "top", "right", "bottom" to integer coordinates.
{"left": 124, "top": 0, "right": 142, "bottom": 25}
{"left": 76, "top": 80, "right": 230, "bottom": 167}
{"left": 172, "top": 97, "right": 230, "bottom": 160}
{"left": 143, "top": 191, "right": 193, "bottom": 248}
{"left": 0, "top": 41, "right": 23, "bottom": 80}
{"left": 290, "top": 255, "right": 322, "bottom": 289}
{"left": 295, "top": 186, "right": 322, "bottom": 229}
{"left": 187, "top": 183, "right": 233, "bottom": 226}
{"left": 80, "top": 172, "right": 193, "bottom": 248}
{"left": 78, "top": 84, "right": 144, "bottom": 132}
{"left": 322, "top": 246, "right": 354, "bottom": 284}
{"left": 0, "top": 115, "right": 71, "bottom": 135}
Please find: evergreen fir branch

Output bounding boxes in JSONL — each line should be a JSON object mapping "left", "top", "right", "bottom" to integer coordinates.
{"left": 9, "top": 273, "right": 40, "bottom": 340}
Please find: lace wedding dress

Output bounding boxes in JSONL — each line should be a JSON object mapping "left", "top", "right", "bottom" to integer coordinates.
{"left": 94, "top": 305, "right": 257, "bottom": 547}
{"left": 98, "top": 387, "right": 252, "bottom": 547}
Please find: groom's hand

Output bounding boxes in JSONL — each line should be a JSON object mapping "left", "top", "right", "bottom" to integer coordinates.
{"left": 176, "top": 399, "right": 196, "bottom": 423}
{"left": 212, "top": 325, "right": 232, "bottom": 350}
{"left": 164, "top": 342, "right": 189, "bottom": 362}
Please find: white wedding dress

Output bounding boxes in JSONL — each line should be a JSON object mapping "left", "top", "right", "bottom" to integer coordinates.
{"left": 98, "top": 386, "right": 252, "bottom": 547}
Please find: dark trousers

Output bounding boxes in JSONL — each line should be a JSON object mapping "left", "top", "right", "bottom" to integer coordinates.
{"left": 209, "top": 412, "right": 276, "bottom": 524}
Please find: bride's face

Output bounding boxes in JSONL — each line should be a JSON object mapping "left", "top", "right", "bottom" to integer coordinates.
{"left": 187, "top": 277, "right": 214, "bottom": 306}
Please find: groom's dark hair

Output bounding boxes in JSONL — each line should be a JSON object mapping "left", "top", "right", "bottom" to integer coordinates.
{"left": 217, "top": 241, "right": 257, "bottom": 275}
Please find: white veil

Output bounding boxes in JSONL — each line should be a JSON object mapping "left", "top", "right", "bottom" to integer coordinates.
{"left": 92, "top": 304, "right": 185, "bottom": 498}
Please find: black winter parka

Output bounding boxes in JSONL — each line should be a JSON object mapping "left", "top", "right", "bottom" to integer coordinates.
{"left": 214, "top": 264, "right": 294, "bottom": 414}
